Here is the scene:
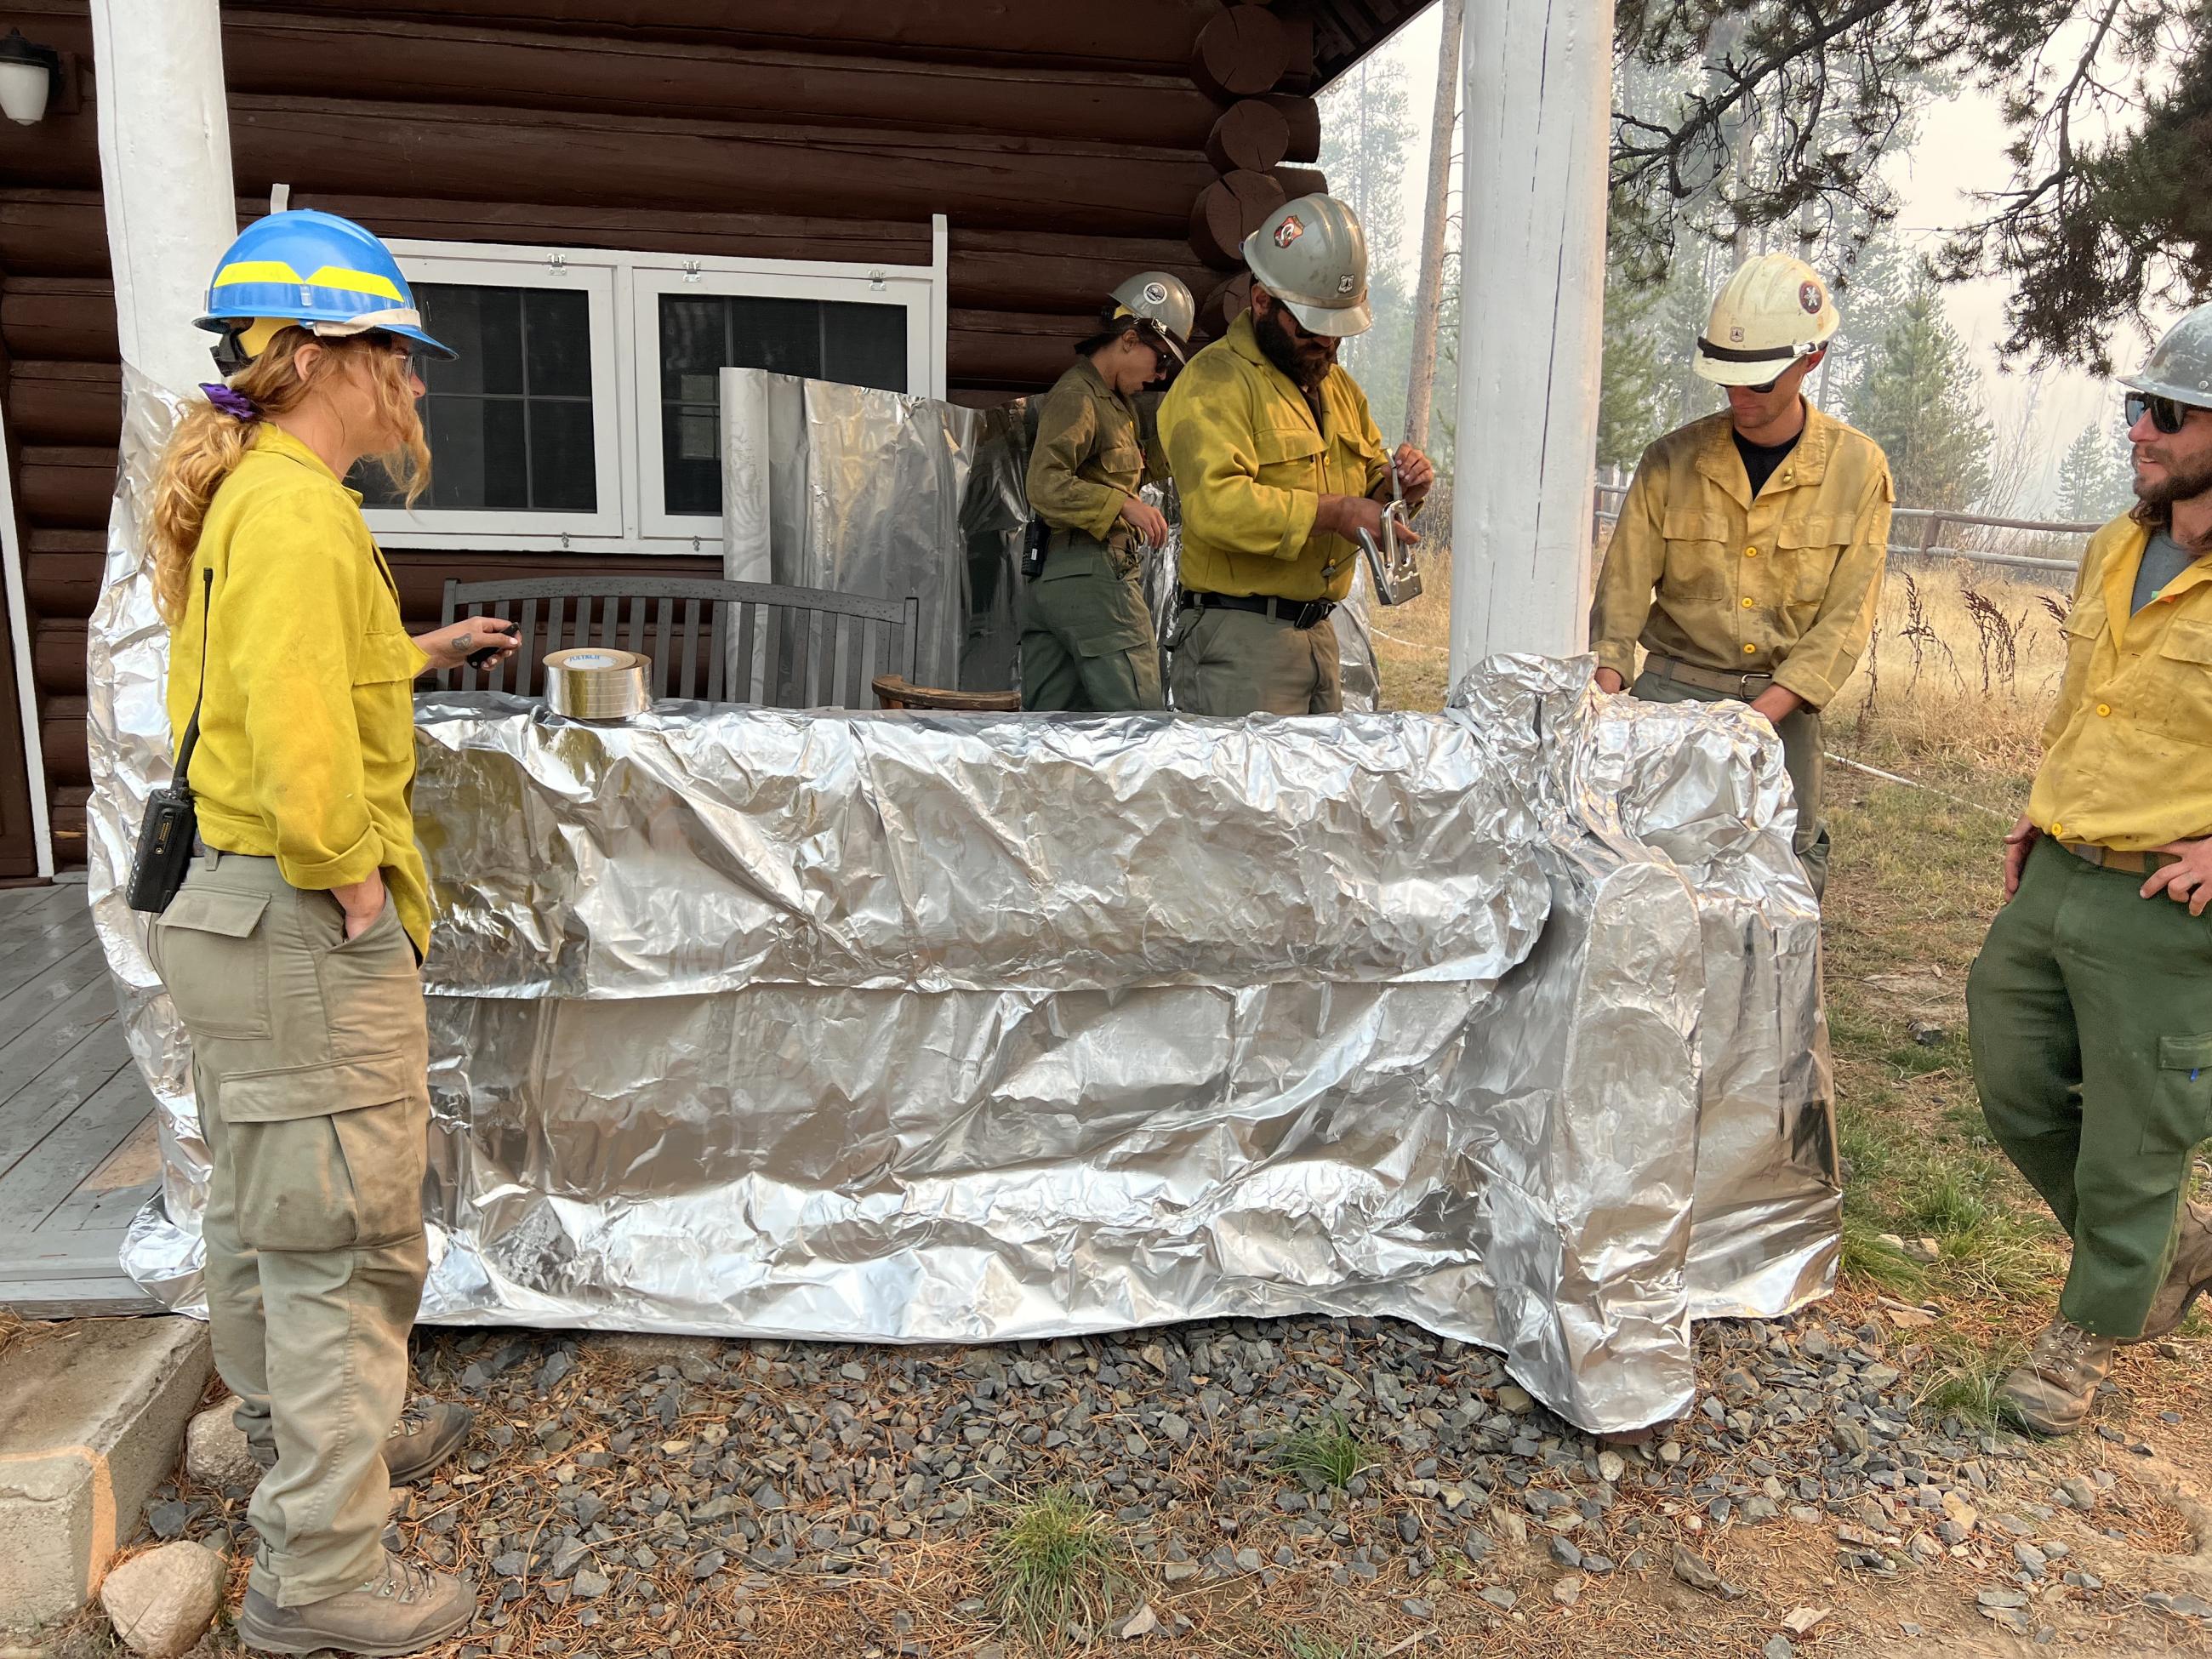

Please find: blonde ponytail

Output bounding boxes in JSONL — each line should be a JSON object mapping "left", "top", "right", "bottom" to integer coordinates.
{"left": 148, "top": 328, "right": 432, "bottom": 624}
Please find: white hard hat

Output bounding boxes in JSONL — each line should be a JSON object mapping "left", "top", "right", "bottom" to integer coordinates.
{"left": 2121, "top": 301, "right": 2212, "bottom": 409}
{"left": 1109, "top": 271, "right": 1196, "bottom": 364}
{"left": 1242, "top": 194, "right": 1372, "bottom": 339}
{"left": 1694, "top": 253, "right": 1839, "bottom": 385}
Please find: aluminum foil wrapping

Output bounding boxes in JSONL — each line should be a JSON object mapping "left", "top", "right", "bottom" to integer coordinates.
{"left": 94, "top": 373, "right": 1838, "bottom": 1434}
{"left": 719, "top": 368, "right": 1027, "bottom": 695}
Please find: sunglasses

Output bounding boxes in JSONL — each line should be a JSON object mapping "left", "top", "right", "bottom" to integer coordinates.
{"left": 2127, "top": 391, "right": 2200, "bottom": 436}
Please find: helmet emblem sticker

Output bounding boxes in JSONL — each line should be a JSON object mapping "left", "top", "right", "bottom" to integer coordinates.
{"left": 1337, "top": 274, "right": 1357, "bottom": 295}
{"left": 1274, "top": 215, "right": 1305, "bottom": 248}
{"left": 1143, "top": 282, "right": 1167, "bottom": 305}
{"left": 1729, "top": 326, "right": 1745, "bottom": 343}
{"left": 1799, "top": 281, "right": 1822, "bottom": 316}
{"left": 299, "top": 285, "right": 315, "bottom": 306}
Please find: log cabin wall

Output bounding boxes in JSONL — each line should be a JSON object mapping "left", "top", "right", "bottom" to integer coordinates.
{"left": 0, "top": 0, "right": 1331, "bottom": 867}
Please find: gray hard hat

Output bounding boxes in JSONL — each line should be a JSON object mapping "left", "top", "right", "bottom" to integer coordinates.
{"left": 1110, "top": 271, "right": 1195, "bottom": 363}
{"left": 2122, "top": 302, "right": 2212, "bottom": 408}
{"left": 1242, "top": 194, "right": 1372, "bottom": 338}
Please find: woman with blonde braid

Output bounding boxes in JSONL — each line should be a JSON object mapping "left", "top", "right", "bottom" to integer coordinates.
{"left": 145, "top": 209, "right": 515, "bottom": 1656}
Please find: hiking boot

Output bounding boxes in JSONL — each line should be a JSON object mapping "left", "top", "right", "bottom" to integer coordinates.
{"left": 247, "top": 1400, "right": 473, "bottom": 1485}
{"left": 2136, "top": 1201, "right": 2212, "bottom": 1343}
{"left": 237, "top": 1552, "right": 476, "bottom": 1656}
{"left": 383, "top": 1401, "right": 473, "bottom": 1486}
{"left": 1996, "top": 1316, "right": 2117, "bottom": 1435}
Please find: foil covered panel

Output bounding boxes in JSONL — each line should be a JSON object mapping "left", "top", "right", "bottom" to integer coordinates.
{"left": 91, "top": 373, "right": 1838, "bottom": 1434}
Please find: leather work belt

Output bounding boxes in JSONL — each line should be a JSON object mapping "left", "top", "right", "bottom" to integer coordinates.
{"left": 2060, "top": 840, "right": 2181, "bottom": 875}
{"left": 1178, "top": 589, "right": 1337, "bottom": 630}
{"left": 1644, "top": 653, "right": 1775, "bottom": 699}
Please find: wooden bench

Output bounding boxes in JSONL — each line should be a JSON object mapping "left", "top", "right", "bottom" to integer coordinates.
{"left": 439, "top": 576, "right": 921, "bottom": 710}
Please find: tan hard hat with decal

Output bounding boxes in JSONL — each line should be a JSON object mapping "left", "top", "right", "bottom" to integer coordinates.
{"left": 1694, "top": 253, "right": 1840, "bottom": 386}
{"left": 1242, "top": 194, "right": 1373, "bottom": 339}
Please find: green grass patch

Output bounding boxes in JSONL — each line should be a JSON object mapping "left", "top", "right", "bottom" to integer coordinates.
{"left": 1282, "top": 1632, "right": 1370, "bottom": 1659}
{"left": 1272, "top": 1411, "right": 1378, "bottom": 1489}
{"left": 1913, "top": 1333, "right": 2022, "bottom": 1428}
{"left": 1839, "top": 1206, "right": 1926, "bottom": 1297}
{"left": 983, "top": 1485, "right": 1129, "bottom": 1651}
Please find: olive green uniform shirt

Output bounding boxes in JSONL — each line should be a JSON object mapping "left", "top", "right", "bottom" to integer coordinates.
{"left": 1025, "top": 357, "right": 1149, "bottom": 549}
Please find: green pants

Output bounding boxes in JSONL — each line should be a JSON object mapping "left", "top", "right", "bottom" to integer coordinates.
{"left": 1019, "top": 539, "right": 1162, "bottom": 712}
{"left": 1967, "top": 837, "right": 2212, "bottom": 1338}
{"left": 1631, "top": 670, "right": 1829, "bottom": 899}
{"left": 1168, "top": 603, "right": 1343, "bottom": 715}
{"left": 151, "top": 850, "right": 430, "bottom": 1607}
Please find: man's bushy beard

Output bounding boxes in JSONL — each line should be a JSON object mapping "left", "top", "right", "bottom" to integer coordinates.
{"left": 2133, "top": 445, "right": 2212, "bottom": 548}
{"left": 1254, "top": 303, "right": 1337, "bottom": 397}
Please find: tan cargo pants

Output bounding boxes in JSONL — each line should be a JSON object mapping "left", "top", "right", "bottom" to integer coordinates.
{"left": 1167, "top": 603, "right": 1343, "bottom": 715}
{"left": 150, "top": 849, "right": 430, "bottom": 1608}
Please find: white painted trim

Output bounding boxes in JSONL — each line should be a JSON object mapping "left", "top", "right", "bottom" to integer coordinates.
{"left": 0, "top": 400, "right": 54, "bottom": 878}
{"left": 364, "top": 244, "right": 625, "bottom": 544}
{"left": 930, "top": 214, "right": 950, "bottom": 402}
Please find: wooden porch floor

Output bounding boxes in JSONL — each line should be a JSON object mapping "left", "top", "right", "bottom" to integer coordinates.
{"left": 0, "top": 877, "right": 162, "bottom": 1315}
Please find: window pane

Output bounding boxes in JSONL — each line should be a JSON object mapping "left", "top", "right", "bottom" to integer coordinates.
{"left": 421, "top": 285, "right": 523, "bottom": 396}
{"left": 524, "top": 289, "right": 592, "bottom": 396}
{"left": 658, "top": 293, "right": 908, "bottom": 516}
{"left": 821, "top": 301, "right": 909, "bottom": 392}
{"left": 356, "top": 280, "right": 597, "bottom": 515}
{"left": 430, "top": 396, "right": 527, "bottom": 511}
{"left": 529, "top": 400, "right": 597, "bottom": 512}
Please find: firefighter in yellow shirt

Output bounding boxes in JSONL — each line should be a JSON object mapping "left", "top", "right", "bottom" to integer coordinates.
{"left": 1157, "top": 195, "right": 1433, "bottom": 715}
{"left": 1969, "top": 305, "right": 2212, "bottom": 1434}
{"left": 1589, "top": 254, "right": 1894, "bottom": 899}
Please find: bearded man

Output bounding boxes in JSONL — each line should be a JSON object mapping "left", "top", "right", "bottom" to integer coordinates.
{"left": 1155, "top": 194, "right": 1432, "bottom": 715}
{"left": 1968, "top": 301, "right": 2212, "bottom": 1434}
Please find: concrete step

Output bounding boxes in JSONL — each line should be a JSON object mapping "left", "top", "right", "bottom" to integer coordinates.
{"left": 0, "top": 1314, "right": 211, "bottom": 1633}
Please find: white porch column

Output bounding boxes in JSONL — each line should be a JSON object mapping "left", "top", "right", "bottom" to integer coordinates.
{"left": 1447, "top": 0, "right": 1614, "bottom": 677}
{"left": 88, "top": 0, "right": 237, "bottom": 396}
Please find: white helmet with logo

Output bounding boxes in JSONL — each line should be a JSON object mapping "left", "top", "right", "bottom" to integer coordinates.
{"left": 2121, "top": 301, "right": 2212, "bottom": 408}
{"left": 1242, "top": 194, "right": 1372, "bottom": 339}
{"left": 1109, "top": 271, "right": 1196, "bottom": 364}
{"left": 1694, "top": 253, "right": 1840, "bottom": 385}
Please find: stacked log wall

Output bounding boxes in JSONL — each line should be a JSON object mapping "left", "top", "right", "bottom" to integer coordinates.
{"left": 0, "top": 0, "right": 1325, "bottom": 863}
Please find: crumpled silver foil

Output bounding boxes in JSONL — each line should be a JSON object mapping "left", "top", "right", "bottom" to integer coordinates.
{"left": 720, "top": 368, "right": 1030, "bottom": 696}
{"left": 95, "top": 372, "right": 1837, "bottom": 1434}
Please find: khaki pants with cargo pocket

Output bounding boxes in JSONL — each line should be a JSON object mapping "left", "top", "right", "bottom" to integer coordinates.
{"left": 150, "top": 848, "right": 430, "bottom": 1609}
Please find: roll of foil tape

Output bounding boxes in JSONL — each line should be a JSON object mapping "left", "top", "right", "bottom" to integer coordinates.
{"left": 544, "top": 647, "right": 650, "bottom": 721}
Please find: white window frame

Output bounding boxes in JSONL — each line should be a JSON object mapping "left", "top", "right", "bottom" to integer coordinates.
{"left": 630, "top": 253, "right": 939, "bottom": 543}
{"left": 364, "top": 244, "right": 628, "bottom": 549}
{"left": 363, "top": 224, "right": 949, "bottom": 556}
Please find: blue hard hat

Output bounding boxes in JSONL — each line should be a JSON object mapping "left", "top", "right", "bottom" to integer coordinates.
{"left": 195, "top": 208, "right": 454, "bottom": 361}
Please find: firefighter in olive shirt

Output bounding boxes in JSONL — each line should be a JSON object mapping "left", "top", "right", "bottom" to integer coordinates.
{"left": 1020, "top": 273, "right": 1194, "bottom": 711}
{"left": 1970, "top": 304, "right": 2212, "bottom": 1435}
{"left": 1158, "top": 194, "right": 1433, "bottom": 715}
{"left": 1590, "top": 254, "right": 1894, "bottom": 900}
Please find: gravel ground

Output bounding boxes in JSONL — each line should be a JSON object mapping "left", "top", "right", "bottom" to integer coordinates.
{"left": 77, "top": 1301, "right": 2212, "bottom": 1657}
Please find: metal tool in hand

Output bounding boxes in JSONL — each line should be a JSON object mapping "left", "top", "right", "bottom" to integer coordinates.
{"left": 1358, "top": 458, "right": 1422, "bottom": 606}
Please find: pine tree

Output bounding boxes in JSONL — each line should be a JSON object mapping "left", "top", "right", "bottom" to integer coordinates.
{"left": 2056, "top": 418, "right": 2137, "bottom": 524}
{"left": 1847, "top": 280, "right": 1993, "bottom": 511}
{"left": 1598, "top": 275, "right": 1667, "bottom": 470}
{"left": 1319, "top": 54, "right": 1417, "bottom": 435}
{"left": 1612, "top": 1, "right": 2203, "bottom": 370}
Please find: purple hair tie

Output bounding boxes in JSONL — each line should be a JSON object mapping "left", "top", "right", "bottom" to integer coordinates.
{"left": 199, "top": 384, "right": 260, "bottom": 421}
